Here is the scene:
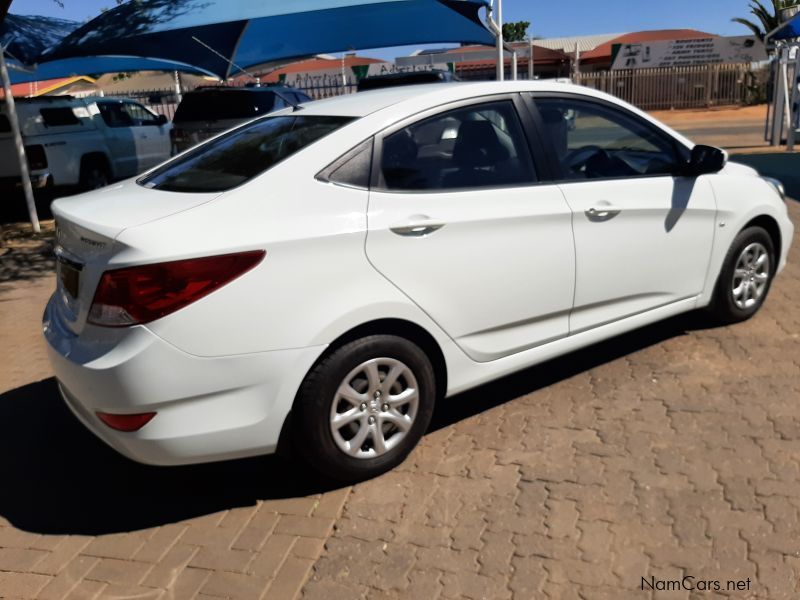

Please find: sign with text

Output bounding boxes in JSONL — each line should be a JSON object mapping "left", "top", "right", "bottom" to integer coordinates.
{"left": 610, "top": 36, "right": 767, "bottom": 70}
{"left": 278, "top": 63, "right": 454, "bottom": 88}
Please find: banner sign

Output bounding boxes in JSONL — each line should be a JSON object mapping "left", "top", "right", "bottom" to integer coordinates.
{"left": 610, "top": 36, "right": 767, "bottom": 70}
{"left": 278, "top": 62, "right": 454, "bottom": 87}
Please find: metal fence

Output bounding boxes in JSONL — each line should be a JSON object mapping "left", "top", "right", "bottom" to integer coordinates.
{"left": 114, "top": 75, "right": 358, "bottom": 117}
{"left": 113, "top": 62, "right": 768, "bottom": 118}
{"left": 575, "top": 63, "right": 766, "bottom": 111}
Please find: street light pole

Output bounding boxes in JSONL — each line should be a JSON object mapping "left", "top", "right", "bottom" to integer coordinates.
{"left": 0, "top": 47, "right": 39, "bottom": 233}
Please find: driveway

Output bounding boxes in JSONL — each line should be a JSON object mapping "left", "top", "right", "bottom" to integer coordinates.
{"left": 0, "top": 198, "right": 798, "bottom": 599}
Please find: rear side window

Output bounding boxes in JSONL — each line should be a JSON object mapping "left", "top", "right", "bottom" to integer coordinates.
{"left": 173, "top": 90, "right": 277, "bottom": 123}
{"left": 0, "top": 114, "right": 10, "bottom": 133}
{"left": 380, "top": 100, "right": 536, "bottom": 191}
{"left": 40, "top": 107, "right": 81, "bottom": 127}
{"left": 139, "top": 115, "right": 353, "bottom": 193}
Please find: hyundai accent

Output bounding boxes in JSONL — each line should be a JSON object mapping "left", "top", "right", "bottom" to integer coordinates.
{"left": 44, "top": 81, "right": 794, "bottom": 481}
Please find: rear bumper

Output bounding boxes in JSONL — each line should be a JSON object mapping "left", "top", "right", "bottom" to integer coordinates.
{"left": 0, "top": 172, "right": 51, "bottom": 189}
{"left": 43, "top": 295, "right": 325, "bottom": 466}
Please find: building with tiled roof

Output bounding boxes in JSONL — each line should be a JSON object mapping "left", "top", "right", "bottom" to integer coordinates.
{"left": 579, "top": 29, "right": 718, "bottom": 70}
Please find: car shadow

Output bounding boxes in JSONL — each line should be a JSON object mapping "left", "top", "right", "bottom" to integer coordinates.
{"left": 0, "top": 311, "right": 719, "bottom": 536}
{"left": 0, "top": 378, "right": 338, "bottom": 535}
{"left": 430, "top": 310, "right": 719, "bottom": 432}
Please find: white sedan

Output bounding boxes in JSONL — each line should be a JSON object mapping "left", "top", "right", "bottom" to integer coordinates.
{"left": 44, "top": 81, "right": 794, "bottom": 481}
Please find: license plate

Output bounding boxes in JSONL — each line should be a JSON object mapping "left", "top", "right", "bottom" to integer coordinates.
{"left": 58, "top": 258, "right": 82, "bottom": 299}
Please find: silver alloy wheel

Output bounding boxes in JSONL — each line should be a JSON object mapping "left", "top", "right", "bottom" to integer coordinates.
{"left": 329, "top": 357, "right": 419, "bottom": 459}
{"left": 731, "top": 242, "right": 770, "bottom": 310}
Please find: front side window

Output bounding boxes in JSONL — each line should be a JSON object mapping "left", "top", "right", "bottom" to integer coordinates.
{"left": 534, "top": 97, "right": 682, "bottom": 181}
{"left": 139, "top": 115, "right": 353, "bottom": 193}
{"left": 97, "top": 102, "right": 134, "bottom": 128}
{"left": 380, "top": 100, "right": 536, "bottom": 191}
{"left": 123, "top": 102, "right": 161, "bottom": 126}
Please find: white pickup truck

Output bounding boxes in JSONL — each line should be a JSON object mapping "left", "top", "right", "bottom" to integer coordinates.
{"left": 0, "top": 96, "right": 172, "bottom": 191}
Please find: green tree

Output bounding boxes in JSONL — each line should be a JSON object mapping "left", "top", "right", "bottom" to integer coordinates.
{"left": 732, "top": 0, "right": 800, "bottom": 41}
{"left": 502, "top": 20, "right": 530, "bottom": 42}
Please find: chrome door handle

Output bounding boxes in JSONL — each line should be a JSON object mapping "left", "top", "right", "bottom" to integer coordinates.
{"left": 585, "top": 205, "right": 622, "bottom": 220}
{"left": 390, "top": 217, "right": 445, "bottom": 237}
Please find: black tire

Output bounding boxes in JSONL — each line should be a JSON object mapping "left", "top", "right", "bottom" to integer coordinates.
{"left": 708, "top": 226, "right": 776, "bottom": 324}
{"left": 79, "top": 157, "right": 110, "bottom": 191}
{"left": 292, "top": 335, "right": 436, "bottom": 482}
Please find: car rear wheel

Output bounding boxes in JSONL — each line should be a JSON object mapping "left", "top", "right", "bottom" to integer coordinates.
{"left": 79, "top": 158, "right": 110, "bottom": 191}
{"left": 708, "top": 226, "right": 775, "bottom": 323}
{"left": 292, "top": 335, "right": 435, "bottom": 482}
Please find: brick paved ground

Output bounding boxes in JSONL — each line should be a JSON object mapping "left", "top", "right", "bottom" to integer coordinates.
{"left": 0, "top": 201, "right": 799, "bottom": 599}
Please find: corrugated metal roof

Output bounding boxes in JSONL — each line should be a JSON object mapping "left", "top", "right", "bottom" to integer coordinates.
{"left": 534, "top": 33, "right": 626, "bottom": 53}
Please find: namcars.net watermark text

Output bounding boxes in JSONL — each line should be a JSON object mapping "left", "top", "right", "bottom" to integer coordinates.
{"left": 642, "top": 576, "right": 752, "bottom": 593}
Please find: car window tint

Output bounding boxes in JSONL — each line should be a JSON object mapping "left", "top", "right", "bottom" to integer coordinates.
{"left": 40, "top": 107, "right": 81, "bottom": 127}
{"left": 535, "top": 98, "right": 680, "bottom": 181}
{"left": 380, "top": 100, "right": 536, "bottom": 191}
{"left": 97, "top": 103, "right": 134, "bottom": 128}
{"left": 173, "top": 90, "right": 277, "bottom": 122}
{"left": 322, "top": 138, "right": 373, "bottom": 189}
{"left": 124, "top": 103, "right": 160, "bottom": 126}
{"left": 139, "top": 115, "right": 353, "bottom": 193}
{"left": 0, "top": 114, "right": 11, "bottom": 133}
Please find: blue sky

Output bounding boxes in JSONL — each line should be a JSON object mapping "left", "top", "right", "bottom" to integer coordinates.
{"left": 11, "top": 0, "right": 765, "bottom": 62}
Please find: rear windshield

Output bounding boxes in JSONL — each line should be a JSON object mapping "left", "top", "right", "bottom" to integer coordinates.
{"left": 139, "top": 115, "right": 353, "bottom": 193}
{"left": 173, "top": 90, "right": 279, "bottom": 123}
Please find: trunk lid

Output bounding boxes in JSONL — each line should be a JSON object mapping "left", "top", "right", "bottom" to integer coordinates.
{"left": 51, "top": 179, "right": 221, "bottom": 334}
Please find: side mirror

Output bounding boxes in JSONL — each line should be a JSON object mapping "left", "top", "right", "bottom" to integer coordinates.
{"left": 157, "top": 114, "right": 168, "bottom": 126}
{"left": 684, "top": 144, "right": 726, "bottom": 176}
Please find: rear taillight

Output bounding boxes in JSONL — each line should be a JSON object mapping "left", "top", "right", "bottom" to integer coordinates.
{"left": 88, "top": 250, "right": 265, "bottom": 327}
{"left": 170, "top": 127, "right": 187, "bottom": 143}
{"left": 25, "top": 144, "right": 47, "bottom": 170}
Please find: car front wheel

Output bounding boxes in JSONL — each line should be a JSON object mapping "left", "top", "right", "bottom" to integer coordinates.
{"left": 709, "top": 225, "right": 776, "bottom": 323}
{"left": 292, "top": 335, "right": 436, "bottom": 482}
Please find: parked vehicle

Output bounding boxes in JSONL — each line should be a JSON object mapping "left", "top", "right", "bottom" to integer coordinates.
{"left": 44, "top": 81, "right": 794, "bottom": 482}
{"left": 357, "top": 69, "right": 459, "bottom": 92}
{"left": 0, "top": 96, "right": 171, "bottom": 190}
{"left": 170, "top": 85, "right": 312, "bottom": 153}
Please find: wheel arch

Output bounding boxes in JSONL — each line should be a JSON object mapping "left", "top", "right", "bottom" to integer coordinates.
{"left": 321, "top": 318, "right": 448, "bottom": 402}
{"left": 743, "top": 214, "right": 782, "bottom": 265}
{"left": 80, "top": 151, "right": 112, "bottom": 175}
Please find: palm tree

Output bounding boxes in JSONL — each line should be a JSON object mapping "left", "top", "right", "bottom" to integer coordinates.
{"left": 732, "top": 0, "right": 800, "bottom": 41}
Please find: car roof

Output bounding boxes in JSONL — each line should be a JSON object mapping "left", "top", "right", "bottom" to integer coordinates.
{"left": 185, "top": 86, "right": 305, "bottom": 94}
{"left": 296, "top": 80, "right": 695, "bottom": 150}
{"left": 298, "top": 80, "right": 587, "bottom": 118}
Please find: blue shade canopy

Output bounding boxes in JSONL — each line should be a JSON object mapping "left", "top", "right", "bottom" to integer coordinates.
{"left": 38, "top": 0, "right": 493, "bottom": 80}
{"left": 7, "top": 56, "right": 215, "bottom": 84}
{"left": 0, "top": 14, "right": 79, "bottom": 64}
{"left": 770, "top": 11, "right": 800, "bottom": 40}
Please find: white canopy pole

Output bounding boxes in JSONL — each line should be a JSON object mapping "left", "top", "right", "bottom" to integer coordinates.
{"left": 485, "top": 0, "right": 504, "bottom": 81}
{"left": 528, "top": 36, "right": 534, "bottom": 80}
{"left": 0, "top": 47, "right": 40, "bottom": 233}
{"left": 496, "top": 0, "right": 503, "bottom": 81}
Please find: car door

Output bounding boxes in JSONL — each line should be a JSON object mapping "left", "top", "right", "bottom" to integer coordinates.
{"left": 529, "top": 95, "right": 717, "bottom": 334}
{"left": 95, "top": 101, "right": 138, "bottom": 178}
{"left": 123, "top": 102, "right": 170, "bottom": 171}
{"left": 366, "top": 96, "right": 576, "bottom": 363}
